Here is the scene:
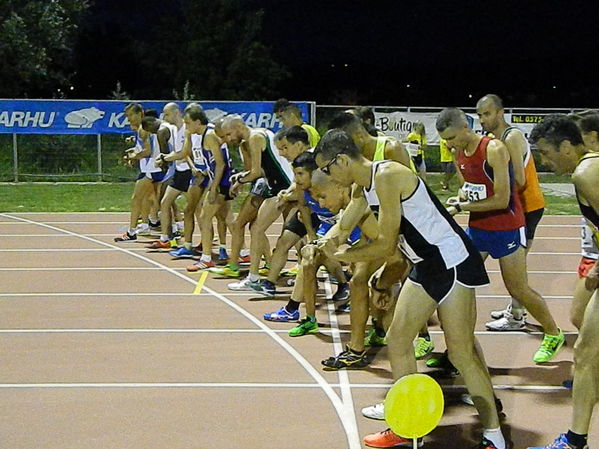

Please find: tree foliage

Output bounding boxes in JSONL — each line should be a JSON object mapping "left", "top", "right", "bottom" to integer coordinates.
{"left": 0, "top": 0, "right": 89, "bottom": 97}
{"left": 140, "top": 0, "right": 288, "bottom": 100}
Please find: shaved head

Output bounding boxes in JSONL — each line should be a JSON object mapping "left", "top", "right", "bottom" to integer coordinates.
{"left": 163, "top": 102, "right": 180, "bottom": 113}
{"left": 311, "top": 169, "right": 335, "bottom": 189}
{"left": 476, "top": 94, "right": 503, "bottom": 111}
{"left": 222, "top": 114, "right": 246, "bottom": 130}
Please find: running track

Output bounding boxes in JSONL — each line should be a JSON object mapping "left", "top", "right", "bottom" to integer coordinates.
{"left": 0, "top": 212, "right": 596, "bottom": 448}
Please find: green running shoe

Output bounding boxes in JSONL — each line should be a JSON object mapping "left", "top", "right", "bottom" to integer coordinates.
{"left": 414, "top": 337, "right": 434, "bottom": 359}
{"left": 208, "top": 263, "right": 240, "bottom": 278}
{"left": 289, "top": 317, "right": 319, "bottom": 337}
{"left": 364, "top": 328, "right": 387, "bottom": 346}
{"left": 533, "top": 329, "right": 565, "bottom": 363}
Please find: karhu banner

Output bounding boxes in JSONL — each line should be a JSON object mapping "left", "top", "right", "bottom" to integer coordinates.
{"left": 0, "top": 100, "right": 313, "bottom": 134}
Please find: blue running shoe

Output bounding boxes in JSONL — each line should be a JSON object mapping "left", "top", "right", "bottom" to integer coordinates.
{"left": 169, "top": 246, "right": 194, "bottom": 258}
{"left": 562, "top": 379, "right": 573, "bottom": 389}
{"left": 527, "top": 433, "right": 588, "bottom": 449}
{"left": 251, "top": 279, "right": 276, "bottom": 297}
{"left": 218, "top": 247, "right": 229, "bottom": 264}
{"left": 263, "top": 307, "right": 299, "bottom": 322}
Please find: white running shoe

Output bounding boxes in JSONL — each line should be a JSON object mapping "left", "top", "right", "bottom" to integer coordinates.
{"left": 490, "top": 303, "right": 527, "bottom": 320}
{"left": 361, "top": 402, "right": 385, "bottom": 420}
{"left": 135, "top": 223, "right": 151, "bottom": 235}
{"left": 228, "top": 277, "right": 259, "bottom": 291}
{"left": 485, "top": 312, "right": 525, "bottom": 331}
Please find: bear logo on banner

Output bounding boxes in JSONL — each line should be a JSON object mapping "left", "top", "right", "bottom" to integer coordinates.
{"left": 64, "top": 107, "right": 106, "bottom": 128}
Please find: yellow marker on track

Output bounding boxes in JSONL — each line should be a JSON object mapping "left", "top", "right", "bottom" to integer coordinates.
{"left": 193, "top": 271, "right": 208, "bottom": 294}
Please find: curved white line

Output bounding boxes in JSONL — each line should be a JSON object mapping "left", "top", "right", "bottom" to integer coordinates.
{"left": 0, "top": 213, "right": 361, "bottom": 449}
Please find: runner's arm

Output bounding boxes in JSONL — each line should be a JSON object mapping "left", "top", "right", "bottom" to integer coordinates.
{"left": 504, "top": 132, "right": 526, "bottom": 187}
{"left": 237, "top": 133, "right": 265, "bottom": 184}
{"left": 334, "top": 165, "right": 403, "bottom": 262}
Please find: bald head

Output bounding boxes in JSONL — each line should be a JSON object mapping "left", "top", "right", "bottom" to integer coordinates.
{"left": 222, "top": 114, "right": 246, "bottom": 130}
{"left": 476, "top": 94, "right": 503, "bottom": 111}
{"left": 162, "top": 102, "right": 182, "bottom": 126}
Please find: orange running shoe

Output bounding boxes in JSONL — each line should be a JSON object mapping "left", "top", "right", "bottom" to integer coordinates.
{"left": 186, "top": 260, "right": 216, "bottom": 272}
{"left": 147, "top": 240, "right": 171, "bottom": 249}
{"left": 363, "top": 429, "right": 423, "bottom": 448}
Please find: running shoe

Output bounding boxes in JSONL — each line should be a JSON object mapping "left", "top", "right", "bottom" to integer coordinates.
{"left": 218, "top": 247, "right": 229, "bottom": 264}
{"left": 238, "top": 255, "right": 251, "bottom": 265}
{"left": 114, "top": 231, "right": 137, "bottom": 242}
{"left": 337, "top": 301, "right": 351, "bottom": 313}
{"left": 490, "top": 303, "right": 528, "bottom": 320}
{"left": 485, "top": 311, "right": 525, "bottom": 331}
{"left": 281, "top": 265, "right": 300, "bottom": 277}
{"left": 193, "top": 243, "right": 203, "bottom": 256}
{"left": 209, "top": 264, "right": 240, "bottom": 278}
{"left": 361, "top": 402, "right": 385, "bottom": 420}
{"left": 228, "top": 277, "right": 259, "bottom": 291}
{"left": 562, "top": 379, "right": 573, "bottom": 389}
{"left": 414, "top": 337, "right": 435, "bottom": 359}
{"left": 322, "top": 346, "right": 369, "bottom": 370}
{"left": 363, "top": 429, "right": 423, "bottom": 448}
{"left": 364, "top": 328, "right": 387, "bottom": 347}
{"left": 426, "top": 351, "right": 460, "bottom": 376}
{"left": 186, "top": 260, "right": 215, "bottom": 272}
{"left": 135, "top": 223, "right": 151, "bottom": 235}
{"left": 474, "top": 437, "right": 505, "bottom": 449}
{"left": 147, "top": 240, "right": 171, "bottom": 249}
{"left": 460, "top": 394, "right": 504, "bottom": 413}
{"left": 149, "top": 220, "right": 161, "bottom": 230}
{"left": 170, "top": 246, "right": 195, "bottom": 258}
{"left": 289, "top": 317, "right": 319, "bottom": 337}
{"left": 533, "top": 330, "right": 565, "bottom": 364}
{"left": 250, "top": 279, "right": 276, "bottom": 297}
{"left": 332, "top": 282, "right": 350, "bottom": 302}
{"left": 258, "top": 264, "right": 270, "bottom": 276}
{"left": 527, "top": 434, "right": 588, "bottom": 449}
{"left": 263, "top": 307, "right": 300, "bottom": 322}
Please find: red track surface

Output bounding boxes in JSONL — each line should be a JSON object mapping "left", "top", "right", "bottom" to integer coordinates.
{"left": 0, "top": 212, "right": 596, "bottom": 448}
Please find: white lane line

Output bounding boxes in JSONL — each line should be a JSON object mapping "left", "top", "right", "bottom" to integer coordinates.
{"left": 323, "top": 277, "right": 360, "bottom": 449}
{"left": 0, "top": 329, "right": 579, "bottom": 336}
{"left": 0, "top": 267, "right": 578, "bottom": 275}
{"left": 0, "top": 247, "right": 583, "bottom": 256}
{"left": 0, "top": 292, "right": 293, "bottom": 297}
{"left": 0, "top": 213, "right": 358, "bottom": 449}
{"left": 0, "top": 382, "right": 570, "bottom": 391}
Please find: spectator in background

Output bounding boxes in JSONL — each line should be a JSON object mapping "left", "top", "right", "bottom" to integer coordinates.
{"left": 406, "top": 122, "right": 427, "bottom": 179}
{"left": 439, "top": 137, "right": 455, "bottom": 191}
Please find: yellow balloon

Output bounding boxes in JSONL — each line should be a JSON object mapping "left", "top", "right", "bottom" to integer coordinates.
{"left": 384, "top": 373, "right": 444, "bottom": 439}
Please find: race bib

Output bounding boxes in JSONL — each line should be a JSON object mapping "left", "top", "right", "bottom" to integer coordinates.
{"left": 581, "top": 219, "right": 599, "bottom": 252}
{"left": 192, "top": 146, "right": 204, "bottom": 165}
{"left": 461, "top": 182, "right": 488, "bottom": 202}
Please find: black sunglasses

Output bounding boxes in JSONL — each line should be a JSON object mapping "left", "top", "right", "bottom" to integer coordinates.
{"left": 321, "top": 154, "right": 339, "bottom": 175}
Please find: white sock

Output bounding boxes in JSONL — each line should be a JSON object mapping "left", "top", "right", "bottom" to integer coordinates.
{"left": 249, "top": 273, "right": 260, "bottom": 282}
{"left": 160, "top": 235, "right": 170, "bottom": 242}
{"left": 483, "top": 428, "right": 506, "bottom": 449}
{"left": 184, "top": 242, "right": 192, "bottom": 250}
{"left": 200, "top": 254, "right": 211, "bottom": 263}
{"left": 240, "top": 249, "right": 250, "bottom": 257}
{"left": 129, "top": 228, "right": 137, "bottom": 234}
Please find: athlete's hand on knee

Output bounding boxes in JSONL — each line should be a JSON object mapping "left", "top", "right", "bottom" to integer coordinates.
{"left": 301, "top": 244, "right": 319, "bottom": 264}
{"left": 207, "top": 188, "right": 218, "bottom": 204}
{"left": 369, "top": 273, "right": 391, "bottom": 310}
{"left": 230, "top": 181, "right": 242, "bottom": 197}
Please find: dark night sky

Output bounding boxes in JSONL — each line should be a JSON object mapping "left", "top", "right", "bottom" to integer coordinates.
{"left": 73, "top": 0, "right": 599, "bottom": 107}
